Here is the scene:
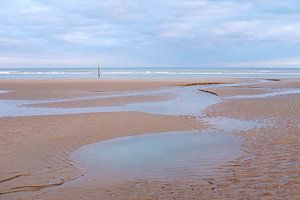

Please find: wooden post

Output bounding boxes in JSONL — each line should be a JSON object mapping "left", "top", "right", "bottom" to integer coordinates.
{"left": 97, "top": 63, "right": 100, "bottom": 78}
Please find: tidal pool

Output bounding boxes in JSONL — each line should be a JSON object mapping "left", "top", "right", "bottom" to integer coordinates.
{"left": 71, "top": 131, "right": 242, "bottom": 182}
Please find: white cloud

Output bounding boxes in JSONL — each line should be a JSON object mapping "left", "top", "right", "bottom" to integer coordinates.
{"left": 0, "top": 0, "right": 300, "bottom": 67}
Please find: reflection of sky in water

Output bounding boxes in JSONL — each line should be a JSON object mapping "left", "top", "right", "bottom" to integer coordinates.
{"left": 71, "top": 131, "right": 242, "bottom": 181}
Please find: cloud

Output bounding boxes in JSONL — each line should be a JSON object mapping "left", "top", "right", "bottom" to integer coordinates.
{"left": 0, "top": 0, "right": 300, "bottom": 67}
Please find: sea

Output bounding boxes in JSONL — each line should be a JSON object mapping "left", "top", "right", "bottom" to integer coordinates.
{"left": 0, "top": 67, "right": 300, "bottom": 79}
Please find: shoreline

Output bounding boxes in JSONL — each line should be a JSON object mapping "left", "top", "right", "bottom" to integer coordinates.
{"left": 0, "top": 78, "right": 299, "bottom": 199}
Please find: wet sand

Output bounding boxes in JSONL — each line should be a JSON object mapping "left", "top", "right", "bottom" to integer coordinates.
{"left": 202, "top": 79, "right": 300, "bottom": 199}
{"left": 0, "top": 78, "right": 299, "bottom": 199}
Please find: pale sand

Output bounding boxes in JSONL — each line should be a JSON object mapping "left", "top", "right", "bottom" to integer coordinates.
{"left": 0, "top": 78, "right": 299, "bottom": 199}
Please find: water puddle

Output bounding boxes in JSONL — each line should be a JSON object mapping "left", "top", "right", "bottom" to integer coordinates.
{"left": 71, "top": 131, "right": 242, "bottom": 182}
{"left": 125, "top": 86, "right": 221, "bottom": 116}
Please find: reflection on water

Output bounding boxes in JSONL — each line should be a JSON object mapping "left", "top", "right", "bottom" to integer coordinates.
{"left": 71, "top": 131, "right": 242, "bottom": 182}
{"left": 126, "top": 86, "right": 221, "bottom": 116}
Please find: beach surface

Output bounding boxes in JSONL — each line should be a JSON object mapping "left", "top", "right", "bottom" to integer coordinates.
{"left": 0, "top": 78, "right": 299, "bottom": 199}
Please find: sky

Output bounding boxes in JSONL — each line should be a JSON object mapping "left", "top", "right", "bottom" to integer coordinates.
{"left": 1, "top": 0, "right": 300, "bottom": 68}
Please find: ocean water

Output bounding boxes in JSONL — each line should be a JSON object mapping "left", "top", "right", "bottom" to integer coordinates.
{"left": 0, "top": 67, "right": 300, "bottom": 79}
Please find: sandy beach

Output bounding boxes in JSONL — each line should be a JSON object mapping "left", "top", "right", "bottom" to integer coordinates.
{"left": 2, "top": 0, "right": 300, "bottom": 199}
{"left": 0, "top": 78, "right": 299, "bottom": 199}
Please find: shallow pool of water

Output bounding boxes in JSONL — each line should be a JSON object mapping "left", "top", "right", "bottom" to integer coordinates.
{"left": 71, "top": 131, "right": 242, "bottom": 182}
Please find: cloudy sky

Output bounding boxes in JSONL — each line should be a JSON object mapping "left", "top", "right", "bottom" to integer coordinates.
{"left": 1, "top": 0, "right": 300, "bottom": 68}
